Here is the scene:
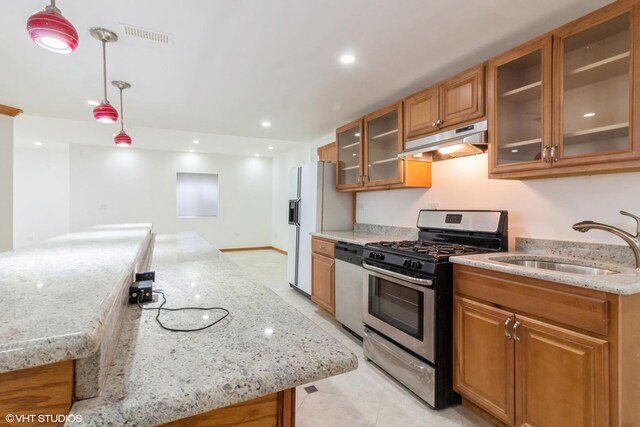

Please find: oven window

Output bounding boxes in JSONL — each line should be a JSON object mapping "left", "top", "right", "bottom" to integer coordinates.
{"left": 368, "top": 275, "right": 424, "bottom": 340}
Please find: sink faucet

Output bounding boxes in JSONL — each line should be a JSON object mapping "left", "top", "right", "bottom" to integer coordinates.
{"left": 572, "top": 211, "right": 640, "bottom": 270}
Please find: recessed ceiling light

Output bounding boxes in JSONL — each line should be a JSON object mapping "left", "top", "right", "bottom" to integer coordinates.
{"left": 261, "top": 121, "right": 271, "bottom": 128}
{"left": 352, "top": 153, "right": 356, "bottom": 156}
{"left": 583, "top": 112, "right": 596, "bottom": 117}
{"left": 355, "top": 132, "right": 360, "bottom": 137}
{"left": 511, "top": 149, "right": 519, "bottom": 153}
{"left": 268, "top": 146, "right": 274, "bottom": 150}
{"left": 189, "top": 149, "right": 195, "bottom": 153}
{"left": 34, "top": 141, "right": 42, "bottom": 146}
{"left": 340, "top": 54, "right": 356, "bottom": 64}
{"left": 193, "top": 140, "right": 199, "bottom": 144}
{"left": 255, "top": 153, "right": 260, "bottom": 157}
{"left": 87, "top": 100, "right": 100, "bottom": 106}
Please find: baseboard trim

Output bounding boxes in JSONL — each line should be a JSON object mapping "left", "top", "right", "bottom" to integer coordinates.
{"left": 220, "top": 246, "right": 288, "bottom": 255}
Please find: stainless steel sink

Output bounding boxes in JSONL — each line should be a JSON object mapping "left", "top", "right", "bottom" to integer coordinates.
{"left": 497, "top": 259, "right": 618, "bottom": 276}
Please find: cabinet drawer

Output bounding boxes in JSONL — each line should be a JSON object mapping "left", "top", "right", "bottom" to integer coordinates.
{"left": 454, "top": 265, "right": 608, "bottom": 336}
{"left": 312, "top": 237, "right": 335, "bottom": 258}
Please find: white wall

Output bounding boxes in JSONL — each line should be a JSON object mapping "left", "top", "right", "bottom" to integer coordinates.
{"left": 357, "top": 153, "right": 640, "bottom": 248}
{"left": 271, "top": 145, "right": 311, "bottom": 251}
{"left": 13, "top": 144, "right": 70, "bottom": 249}
{"left": 69, "top": 145, "right": 273, "bottom": 249}
{"left": 0, "top": 115, "right": 13, "bottom": 252}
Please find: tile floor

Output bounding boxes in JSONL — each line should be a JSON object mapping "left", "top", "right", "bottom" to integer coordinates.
{"left": 224, "top": 249, "right": 490, "bottom": 427}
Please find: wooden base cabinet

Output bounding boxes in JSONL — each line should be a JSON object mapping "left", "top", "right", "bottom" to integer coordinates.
{"left": 454, "top": 298, "right": 515, "bottom": 425}
{"left": 311, "top": 237, "right": 335, "bottom": 315}
{"left": 515, "top": 317, "right": 608, "bottom": 427}
{"left": 453, "top": 264, "right": 640, "bottom": 427}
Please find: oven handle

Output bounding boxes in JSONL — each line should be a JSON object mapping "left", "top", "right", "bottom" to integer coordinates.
{"left": 363, "top": 264, "right": 433, "bottom": 287}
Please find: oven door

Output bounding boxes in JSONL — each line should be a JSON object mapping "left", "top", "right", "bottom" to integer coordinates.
{"left": 363, "top": 264, "right": 435, "bottom": 363}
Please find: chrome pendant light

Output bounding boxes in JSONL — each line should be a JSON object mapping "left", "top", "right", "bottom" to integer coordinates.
{"left": 90, "top": 27, "right": 118, "bottom": 123}
{"left": 27, "top": 0, "right": 79, "bottom": 54}
{"left": 112, "top": 81, "right": 132, "bottom": 147}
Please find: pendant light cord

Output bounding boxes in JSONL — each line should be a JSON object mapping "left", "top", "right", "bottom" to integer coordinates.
{"left": 119, "top": 88, "right": 124, "bottom": 131}
{"left": 102, "top": 40, "right": 108, "bottom": 102}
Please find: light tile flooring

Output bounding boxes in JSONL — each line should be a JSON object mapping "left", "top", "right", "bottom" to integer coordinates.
{"left": 224, "top": 250, "right": 489, "bottom": 427}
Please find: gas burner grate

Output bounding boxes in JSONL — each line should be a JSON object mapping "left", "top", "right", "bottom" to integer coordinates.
{"left": 373, "top": 240, "right": 482, "bottom": 258}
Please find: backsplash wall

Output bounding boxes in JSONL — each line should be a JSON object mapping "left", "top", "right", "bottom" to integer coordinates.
{"left": 356, "top": 154, "right": 640, "bottom": 250}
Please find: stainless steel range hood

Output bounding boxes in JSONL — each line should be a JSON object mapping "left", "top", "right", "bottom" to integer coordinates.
{"left": 398, "top": 120, "right": 488, "bottom": 162}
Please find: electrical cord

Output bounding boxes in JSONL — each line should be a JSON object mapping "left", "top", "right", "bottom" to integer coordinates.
{"left": 137, "top": 290, "right": 230, "bottom": 332}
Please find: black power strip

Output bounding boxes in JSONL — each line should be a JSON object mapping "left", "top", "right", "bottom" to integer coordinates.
{"left": 129, "top": 280, "right": 153, "bottom": 304}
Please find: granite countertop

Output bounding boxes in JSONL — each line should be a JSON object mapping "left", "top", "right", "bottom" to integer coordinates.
{"left": 0, "top": 224, "right": 153, "bottom": 373}
{"left": 69, "top": 233, "right": 358, "bottom": 426}
{"left": 451, "top": 252, "right": 640, "bottom": 295}
{"left": 311, "top": 230, "right": 401, "bottom": 245}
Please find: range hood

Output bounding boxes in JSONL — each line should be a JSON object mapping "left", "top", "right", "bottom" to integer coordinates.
{"left": 398, "top": 120, "right": 488, "bottom": 162}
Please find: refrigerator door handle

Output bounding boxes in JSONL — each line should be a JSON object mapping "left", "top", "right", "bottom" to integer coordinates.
{"left": 295, "top": 198, "right": 301, "bottom": 226}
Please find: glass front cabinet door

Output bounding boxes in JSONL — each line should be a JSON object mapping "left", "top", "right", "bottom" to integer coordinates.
{"left": 490, "top": 2, "right": 640, "bottom": 178}
{"left": 336, "top": 120, "right": 363, "bottom": 190}
{"left": 489, "top": 37, "right": 553, "bottom": 174}
{"left": 554, "top": 4, "right": 639, "bottom": 167}
{"left": 363, "top": 103, "right": 404, "bottom": 186}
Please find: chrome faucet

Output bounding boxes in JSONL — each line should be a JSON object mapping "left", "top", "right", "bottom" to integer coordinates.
{"left": 572, "top": 211, "right": 640, "bottom": 270}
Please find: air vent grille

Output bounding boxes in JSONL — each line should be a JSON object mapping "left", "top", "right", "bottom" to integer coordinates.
{"left": 119, "top": 24, "right": 172, "bottom": 44}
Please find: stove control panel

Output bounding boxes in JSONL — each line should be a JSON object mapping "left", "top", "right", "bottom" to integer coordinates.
{"left": 402, "top": 259, "right": 423, "bottom": 270}
{"left": 368, "top": 252, "right": 385, "bottom": 261}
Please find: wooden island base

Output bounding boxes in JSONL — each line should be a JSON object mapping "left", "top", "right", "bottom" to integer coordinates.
{"left": 161, "top": 388, "right": 295, "bottom": 427}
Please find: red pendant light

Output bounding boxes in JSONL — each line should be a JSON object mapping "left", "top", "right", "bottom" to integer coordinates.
{"left": 112, "top": 81, "right": 132, "bottom": 147}
{"left": 90, "top": 28, "right": 119, "bottom": 124}
{"left": 27, "top": 0, "right": 79, "bottom": 54}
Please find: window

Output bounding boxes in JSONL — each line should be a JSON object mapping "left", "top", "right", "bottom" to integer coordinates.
{"left": 176, "top": 173, "right": 218, "bottom": 218}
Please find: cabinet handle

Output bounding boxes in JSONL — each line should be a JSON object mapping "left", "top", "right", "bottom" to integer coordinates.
{"left": 504, "top": 317, "right": 512, "bottom": 339}
{"left": 551, "top": 144, "right": 558, "bottom": 162}
{"left": 357, "top": 175, "right": 362, "bottom": 184}
{"left": 513, "top": 320, "right": 521, "bottom": 342}
{"left": 364, "top": 175, "right": 370, "bottom": 183}
{"left": 432, "top": 119, "right": 443, "bottom": 128}
{"left": 542, "top": 145, "right": 550, "bottom": 163}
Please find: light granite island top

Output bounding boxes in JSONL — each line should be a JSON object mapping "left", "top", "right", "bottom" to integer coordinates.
{"left": 0, "top": 224, "right": 153, "bottom": 373}
{"left": 69, "top": 233, "right": 358, "bottom": 426}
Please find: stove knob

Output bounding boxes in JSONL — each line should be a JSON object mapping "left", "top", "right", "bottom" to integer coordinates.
{"left": 377, "top": 253, "right": 385, "bottom": 261}
{"left": 412, "top": 261, "right": 422, "bottom": 269}
{"left": 368, "top": 252, "right": 375, "bottom": 259}
{"left": 403, "top": 259, "right": 410, "bottom": 267}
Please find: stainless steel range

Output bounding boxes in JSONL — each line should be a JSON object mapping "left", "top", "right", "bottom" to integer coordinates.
{"left": 362, "top": 210, "right": 508, "bottom": 409}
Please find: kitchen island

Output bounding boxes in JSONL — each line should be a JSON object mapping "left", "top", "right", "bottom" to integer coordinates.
{"left": 0, "top": 229, "right": 357, "bottom": 426}
{"left": 69, "top": 233, "right": 358, "bottom": 425}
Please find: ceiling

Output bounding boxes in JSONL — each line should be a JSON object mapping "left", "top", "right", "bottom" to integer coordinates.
{"left": 1, "top": 0, "right": 612, "bottom": 145}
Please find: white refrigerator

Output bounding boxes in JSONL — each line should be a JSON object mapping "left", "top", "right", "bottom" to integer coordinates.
{"left": 287, "top": 161, "right": 353, "bottom": 295}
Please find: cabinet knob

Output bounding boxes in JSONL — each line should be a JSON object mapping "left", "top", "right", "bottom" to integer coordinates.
{"left": 551, "top": 144, "right": 558, "bottom": 163}
{"left": 513, "top": 320, "right": 521, "bottom": 342}
{"left": 504, "top": 317, "right": 512, "bottom": 339}
{"left": 542, "top": 145, "right": 550, "bottom": 163}
{"left": 432, "top": 119, "right": 443, "bottom": 128}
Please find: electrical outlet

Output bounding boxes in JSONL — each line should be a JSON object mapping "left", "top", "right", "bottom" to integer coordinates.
{"left": 427, "top": 202, "right": 440, "bottom": 210}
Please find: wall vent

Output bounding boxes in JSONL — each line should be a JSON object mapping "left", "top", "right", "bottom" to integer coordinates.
{"left": 119, "top": 23, "right": 173, "bottom": 44}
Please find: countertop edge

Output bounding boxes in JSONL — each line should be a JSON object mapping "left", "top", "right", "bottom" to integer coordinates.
{"left": 451, "top": 255, "right": 640, "bottom": 295}
{"left": 0, "top": 226, "right": 154, "bottom": 374}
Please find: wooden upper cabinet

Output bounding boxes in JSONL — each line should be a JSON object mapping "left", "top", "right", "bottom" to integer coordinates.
{"left": 336, "top": 120, "right": 364, "bottom": 190}
{"left": 515, "top": 315, "right": 609, "bottom": 427}
{"left": 454, "top": 297, "right": 515, "bottom": 425}
{"left": 404, "top": 64, "right": 485, "bottom": 141}
{"left": 404, "top": 85, "right": 439, "bottom": 139}
{"left": 488, "top": 36, "right": 553, "bottom": 176}
{"left": 439, "top": 64, "right": 485, "bottom": 127}
{"left": 335, "top": 103, "right": 431, "bottom": 192}
{"left": 553, "top": 1, "right": 640, "bottom": 168}
{"left": 490, "top": 0, "right": 640, "bottom": 179}
{"left": 363, "top": 102, "right": 404, "bottom": 186}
